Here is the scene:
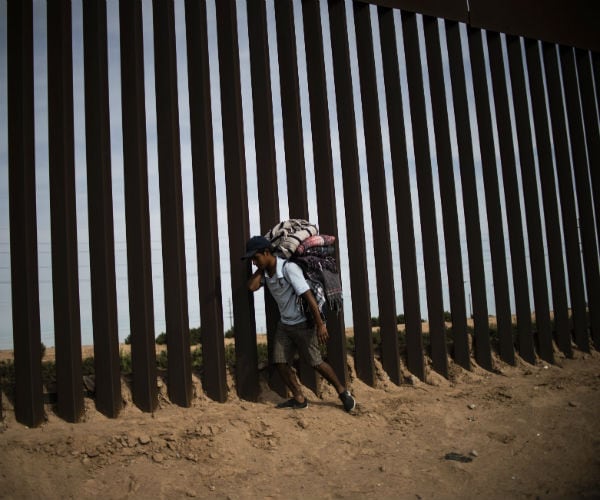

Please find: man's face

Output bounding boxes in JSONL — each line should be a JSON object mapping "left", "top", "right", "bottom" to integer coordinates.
{"left": 251, "top": 250, "right": 269, "bottom": 270}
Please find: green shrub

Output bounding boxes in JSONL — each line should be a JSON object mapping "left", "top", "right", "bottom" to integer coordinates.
{"left": 156, "top": 332, "right": 167, "bottom": 345}
{"left": 346, "top": 335, "right": 355, "bottom": 353}
{"left": 224, "top": 344, "right": 236, "bottom": 367}
{"left": 225, "top": 328, "right": 235, "bottom": 339}
{"left": 41, "top": 361, "right": 56, "bottom": 387}
{"left": 124, "top": 334, "right": 131, "bottom": 345}
{"left": 190, "top": 327, "right": 202, "bottom": 345}
{"left": 372, "top": 329, "right": 382, "bottom": 347}
{"left": 156, "top": 350, "right": 168, "bottom": 370}
{"left": 0, "top": 360, "right": 15, "bottom": 388}
{"left": 120, "top": 351, "right": 132, "bottom": 374}
{"left": 82, "top": 356, "right": 95, "bottom": 376}
{"left": 191, "top": 347, "right": 203, "bottom": 371}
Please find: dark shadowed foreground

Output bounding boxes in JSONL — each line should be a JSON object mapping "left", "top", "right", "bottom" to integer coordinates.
{"left": 1, "top": 347, "right": 599, "bottom": 499}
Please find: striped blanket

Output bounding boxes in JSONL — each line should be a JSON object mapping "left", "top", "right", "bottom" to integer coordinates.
{"left": 295, "top": 234, "right": 336, "bottom": 255}
{"left": 264, "top": 219, "right": 318, "bottom": 258}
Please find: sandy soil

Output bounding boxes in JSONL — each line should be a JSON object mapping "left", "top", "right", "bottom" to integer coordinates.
{"left": 1, "top": 343, "right": 599, "bottom": 499}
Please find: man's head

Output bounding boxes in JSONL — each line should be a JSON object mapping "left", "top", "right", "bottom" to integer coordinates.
{"left": 242, "top": 235, "right": 274, "bottom": 269}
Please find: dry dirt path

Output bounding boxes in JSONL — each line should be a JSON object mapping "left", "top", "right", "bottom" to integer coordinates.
{"left": 1, "top": 350, "right": 599, "bottom": 499}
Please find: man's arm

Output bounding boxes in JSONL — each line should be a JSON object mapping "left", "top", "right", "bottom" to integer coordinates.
{"left": 247, "top": 269, "right": 263, "bottom": 292}
{"left": 302, "top": 289, "right": 328, "bottom": 345}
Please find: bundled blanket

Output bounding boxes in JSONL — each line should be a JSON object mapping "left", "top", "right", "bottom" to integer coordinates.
{"left": 291, "top": 255, "right": 343, "bottom": 313}
{"left": 265, "top": 219, "right": 318, "bottom": 258}
{"left": 295, "top": 234, "right": 336, "bottom": 255}
{"left": 300, "top": 245, "right": 335, "bottom": 258}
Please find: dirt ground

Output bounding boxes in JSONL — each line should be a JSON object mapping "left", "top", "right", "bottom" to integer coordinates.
{"left": 1, "top": 343, "right": 599, "bottom": 500}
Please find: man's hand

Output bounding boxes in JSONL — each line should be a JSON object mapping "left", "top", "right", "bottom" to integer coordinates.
{"left": 316, "top": 322, "right": 329, "bottom": 345}
{"left": 247, "top": 268, "right": 263, "bottom": 292}
{"left": 302, "top": 289, "right": 328, "bottom": 344}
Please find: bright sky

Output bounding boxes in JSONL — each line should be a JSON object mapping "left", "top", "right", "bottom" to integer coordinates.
{"left": 0, "top": 0, "right": 505, "bottom": 350}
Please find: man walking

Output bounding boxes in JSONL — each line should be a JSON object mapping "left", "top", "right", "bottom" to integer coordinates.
{"left": 243, "top": 235, "right": 355, "bottom": 412}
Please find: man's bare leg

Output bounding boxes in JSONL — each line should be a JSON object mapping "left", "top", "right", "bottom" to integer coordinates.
{"left": 314, "top": 361, "right": 345, "bottom": 394}
{"left": 275, "top": 363, "right": 306, "bottom": 402}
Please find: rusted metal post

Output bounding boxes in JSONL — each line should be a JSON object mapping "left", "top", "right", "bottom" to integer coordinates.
{"left": 245, "top": 0, "right": 285, "bottom": 397}
{"left": 184, "top": 0, "right": 228, "bottom": 402}
{"left": 215, "top": 0, "right": 260, "bottom": 401}
{"left": 274, "top": 0, "right": 318, "bottom": 393}
{"left": 82, "top": 0, "right": 122, "bottom": 417}
{"left": 274, "top": 0, "right": 309, "bottom": 219}
{"left": 152, "top": 0, "right": 192, "bottom": 407}
{"left": 401, "top": 11, "right": 449, "bottom": 377}
{"left": 575, "top": 48, "right": 600, "bottom": 351}
{"left": 505, "top": 35, "right": 554, "bottom": 364}
{"left": 7, "top": 0, "right": 45, "bottom": 428}
{"left": 327, "top": 0, "right": 375, "bottom": 385}
{"left": 47, "top": 0, "right": 84, "bottom": 423}
{"left": 422, "top": 15, "right": 471, "bottom": 371}
{"left": 543, "top": 43, "right": 589, "bottom": 352}
{"left": 467, "top": 26, "right": 511, "bottom": 370}
{"left": 378, "top": 7, "right": 425, "bottom": 381}
{"left": 353, "top": 3, "right": 398, "bottom": 385}
{"left": 302, "top": 0, "right": 350, "bottom": 386}
{"left": 560, "top": 46, "right": 600, "bottom": 349}
{"left": 524, "top": 39, "right": 572, "bottom": 358}
{"left": 486, "top": 32, "right": 526, "bottom": 365}
{"left": 119, "top": 0, "right": 158, "bottom": 412}
{"left": 445, "top": 21, "right": 492, "bottom": 368}
{"left": 576, "top": 50, "right": 600, "bottom": 274}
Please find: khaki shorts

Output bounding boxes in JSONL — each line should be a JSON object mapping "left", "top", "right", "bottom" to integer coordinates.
{"left": 272, "top": 321, "right": 323, "bottom": 367}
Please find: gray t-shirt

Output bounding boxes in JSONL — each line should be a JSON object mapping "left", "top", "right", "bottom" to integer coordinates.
{"left": 264, "top": 258, "right": 310, "bottom": 325}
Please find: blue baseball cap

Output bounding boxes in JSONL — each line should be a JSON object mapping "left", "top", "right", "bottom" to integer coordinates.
{"left": 242, "top": 235, "right": 271, "bottom": 260}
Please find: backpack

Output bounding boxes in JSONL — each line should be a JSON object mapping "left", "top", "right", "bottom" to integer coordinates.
{"left": 266, "top": 220, "right": 343, "bottom": 322}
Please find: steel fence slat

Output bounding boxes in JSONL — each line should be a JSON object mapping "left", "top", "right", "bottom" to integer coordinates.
{"left": 327, "top": 0, "right": 375, "bottom": 386}
{"left": 274, "top": 0, "right": 309, "bottom": 220}
{"left": 7, "top": 0, "right": 45, "bottom": 428}
{"left": 486, "top": 32, "right": 528, "bottom": 365}
{"left": 422, "top": 15, "right": 471, "bottom": 370}
{"left": 47, "top": 0, "right": 84, "bottom": 423}
{"left": 246, "top": 0, "right": 286, "bottom": 397}
{"left": 82, "top": 0, "right": 122, "bottom": 417}
{"left": 467, "top": 27, "right": 512, "bottom": 369}
{"left": 445, "top": 21, "right": 492, "bottom": 369}
{"left": 575, "top": 48, "right": 600, "bottom": 351}
{"left": 119, "top": 0, "right": 158, "bottom": 412}
{"left": 353, "top": 3, "right": 399, "bottom": 385}
{"left": 378, "top": 6, "right": 425, "bottom": 381}
{"left": 505, "top": 35, "right": 554, "bottom": 363}
{"left": 524, "top": 39, "right": 573, "bottom": 358}
{"left": 302, "top": 0, "right": 350, "bottom": 386}
{"left": 401, "top": 11, "right": 450, "bottom": 377}
{"left": 560, "top": 46, "right": 600, "bottom": 349}
{"left": 542, "top": 43, "right": 590, "bottom": 352}
{"left": 273, "top": 0, "right": 318, "bottom": 393}
{"left": 215, "top": 0, "right": 260, "bottom": 401}
{"left": 152, "top": 0, "right": 193, "bottom": 407}
{"left": 184, "top": 0, "right": 228, "bottom": 403}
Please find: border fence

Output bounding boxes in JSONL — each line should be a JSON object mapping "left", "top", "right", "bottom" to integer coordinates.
{"left": 5, "top": 0, "right": 600, "bottom": 426}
